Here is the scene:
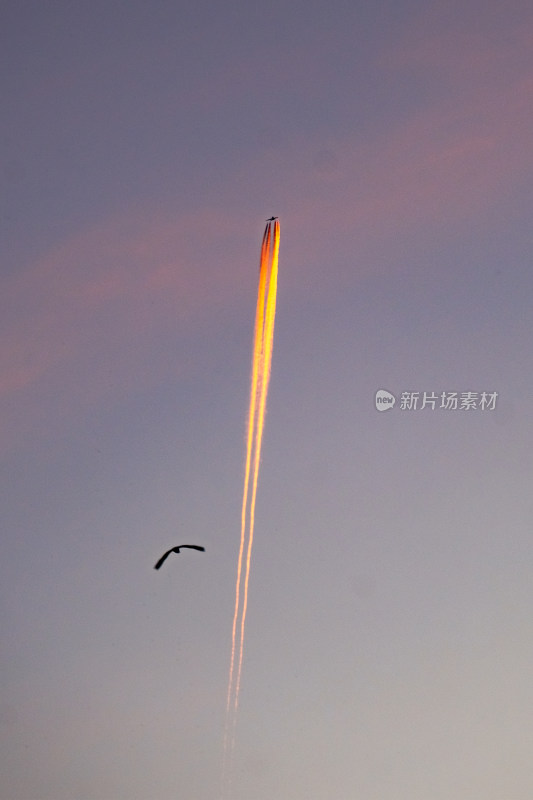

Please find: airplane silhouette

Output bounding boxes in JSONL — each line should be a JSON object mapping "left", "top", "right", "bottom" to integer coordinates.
{"left": 266, "top": 216, "right": 278, "bottom": 221}
{"left": 154, "top": 545, "right": 205, "bottom": 570}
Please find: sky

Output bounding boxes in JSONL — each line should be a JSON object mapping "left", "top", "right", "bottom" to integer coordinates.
{"left": 2, "top": 1, "right": 533, "bottom": 798}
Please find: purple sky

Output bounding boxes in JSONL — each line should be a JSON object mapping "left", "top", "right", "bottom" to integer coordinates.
{"left": 2, "top": 1, "right": 533, "bottom": 798}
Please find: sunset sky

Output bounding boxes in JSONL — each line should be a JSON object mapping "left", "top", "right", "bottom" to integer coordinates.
{"left": 2, "top": 1, "right": 533, "bottom": 798}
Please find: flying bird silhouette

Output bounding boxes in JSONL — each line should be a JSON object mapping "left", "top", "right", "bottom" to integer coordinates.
{"left": 154, "top": 545, "right": 205, "bottom": 570}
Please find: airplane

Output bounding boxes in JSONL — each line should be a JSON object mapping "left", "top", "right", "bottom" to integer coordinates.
{"left": 266, "top": 216, "right": 278, "bottom": 221}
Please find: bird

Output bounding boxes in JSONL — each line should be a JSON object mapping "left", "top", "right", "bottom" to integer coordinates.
{"left": 154, "top": 544, "right": 205, "bottom": 570}
{"left": 266, "top": 216, "right": 278, "bottom": 221}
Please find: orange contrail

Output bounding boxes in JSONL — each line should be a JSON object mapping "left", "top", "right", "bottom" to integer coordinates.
{"left": 222, "top": 219, "right": 280, "bottom": 797}
{"left": 234, "top": 220, "right": 279, "bottom": 708}
{"left": 225, "top": 225, "right": 270, "bottom": 720}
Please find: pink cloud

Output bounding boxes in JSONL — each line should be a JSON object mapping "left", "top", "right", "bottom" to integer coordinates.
{"left": 6, "top": 52, "right": 530, "bottom": 423}
{"left": 0, "top": 207, "right": 260, "bottom": 448}
{"left": 252, "top": 21, "right": 533, "bottom": 285}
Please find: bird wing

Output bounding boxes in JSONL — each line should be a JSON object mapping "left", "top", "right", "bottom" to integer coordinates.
{"left": 154, "top": 549, "right": 173, "bottom": 570}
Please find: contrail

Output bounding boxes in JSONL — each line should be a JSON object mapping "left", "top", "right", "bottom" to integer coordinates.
{"left": 225, "top": 224, "right": 270, "bottom": 721}
{"left": 222, "top": 219, "right": 280, "bottom": 797}
{"left": 235, "top": 221, "right": 279, "bottom": 706}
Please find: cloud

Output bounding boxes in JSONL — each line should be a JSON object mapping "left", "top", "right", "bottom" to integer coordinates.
{"left": 236, "top": 12, "right": 533, "bottom": 287}
{"left": 0, "top": 208, "right": 257, "bottom": 448}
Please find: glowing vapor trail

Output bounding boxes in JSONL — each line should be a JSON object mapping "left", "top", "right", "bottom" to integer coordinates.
{"left": 222, "top": 219, "right": 280, "bottom": 796}
{"left": 225, "top": 224, "right": 270, "bottom": 721}
{"left": 234, "top": 221, "right": 279, "bottom": 707}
